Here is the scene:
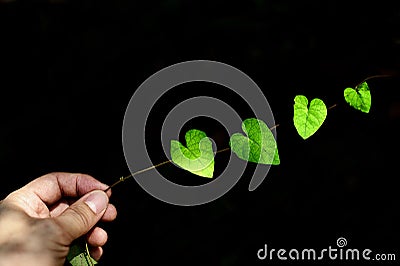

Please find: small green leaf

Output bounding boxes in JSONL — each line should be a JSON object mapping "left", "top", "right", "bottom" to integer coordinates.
{"left": 170, "top": 129, "right": 215, "bottom": 178}
{"left": 67, "top": 239, "right": 97, "bottom": 266}
{"left": 229, "top": 118, "right": 280, "bottom": 164}
{"left": 344, "top": 81, "right": 371, "bottom": 113}
{"left": 293, "top": 95, "right": 327, "bottom": 139}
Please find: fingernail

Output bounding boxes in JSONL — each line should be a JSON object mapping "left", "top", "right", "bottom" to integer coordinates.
{"left": 84, "top": 191, "right": 108, "bottom": 214}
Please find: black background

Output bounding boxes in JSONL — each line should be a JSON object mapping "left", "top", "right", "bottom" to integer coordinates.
{"left": 1, "top": 0, "right": 400, "bottom": 265}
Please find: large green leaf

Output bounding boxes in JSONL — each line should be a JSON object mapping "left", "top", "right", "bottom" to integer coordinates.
{"left": 293, "top": 95, "right": 327, "bottom": 139}
{"left": 170, "top": 129, "right": 215, "bottom": 178}
{"left": 66, "top": 239, "right": 97, "bottom": 266}
{"left": 344, "top": 81, "right": 371, "bottom": 113}
{"left": 229, "top": 118, "right": 279, "bottom": 164}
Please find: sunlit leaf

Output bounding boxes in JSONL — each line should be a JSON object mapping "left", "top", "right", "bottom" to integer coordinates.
{"left": 293, "top": 95, "right": 327, "bottom": 139}
{"left": 229, "top": 118, "right": 279, "bottom": 164}
{"left": 344, "top": 81, "right": 371, "bottom": 113}
{"left": 170, "top": 129, "right": 215, "bottom": 178}
{"left": 67, "top": 239, "right": 97, "bottom": 266}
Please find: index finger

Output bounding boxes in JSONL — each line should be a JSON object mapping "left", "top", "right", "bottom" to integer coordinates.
{"left": 22, "top": 172, "right": 111, "bottom": 206}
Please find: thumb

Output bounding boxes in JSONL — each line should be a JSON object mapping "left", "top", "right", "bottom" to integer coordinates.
{"left": 55, "top": 190, "right": 109, "bottom": 243}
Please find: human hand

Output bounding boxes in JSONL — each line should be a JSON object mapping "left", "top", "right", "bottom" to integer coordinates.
{"left": 0, "top": 172, "right": 117, "bottom": 265}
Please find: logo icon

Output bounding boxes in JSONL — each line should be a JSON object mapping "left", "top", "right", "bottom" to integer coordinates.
{"left": 122, "top": 60, "right": 276, "bottom": 206}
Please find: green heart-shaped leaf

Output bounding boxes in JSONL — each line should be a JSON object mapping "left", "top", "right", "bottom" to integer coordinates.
{"left": 344, "top": 81, "right": 371, "bottom": 113}
{"left": 170, "top": 129, "right": 215, "bottom": 178}
{"left": 67, "top": 239, "right": 97, "bottom": 266}
{"left": 229, "top": 118, "right": 280, "bottom": 165}
{"left": 293, "top": 95, "right": 327, "bottom": 139}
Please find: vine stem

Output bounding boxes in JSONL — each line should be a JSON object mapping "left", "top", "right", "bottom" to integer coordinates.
{"left": 328, "top": 103, "right": 337, "bottom": 110}
{"left": 355, "top": 74, "right": 392, "bottom": 88}
{"left": 104, "top": 125, "right": 281, "bottom": 192}
{"left": 105, "top": 74, "right": 391, "bottom": 192}
{"left": 104, "top": 95, "right": 349, "bottom": 192}
{"left": 104, "top": 160, "right": 172, "bottom": 192}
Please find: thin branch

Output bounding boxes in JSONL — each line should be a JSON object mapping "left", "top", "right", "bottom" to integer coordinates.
{"left": 105, "top": 74, "right": 391, "bottom": 192}
{"left": 355, "top": 74, "right": 392, "bottom": 88}
{"left": 270, "top": 124, "right": 280, "bottom": 130}
{"left": 104, "top": 147, "right": 234, "bottom": 191}
{"left": 328, "top": 103, "right": 337, "bottom": 110}
{"left": 216, "top": 147, "right": 230, "bottom": 154}
{"left": 105, "top": 122, "right": 284, "bottom": 191}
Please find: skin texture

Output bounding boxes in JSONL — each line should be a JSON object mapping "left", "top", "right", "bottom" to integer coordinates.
{"left": 0, "top": 172, "right": 117, "bottom": 265}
